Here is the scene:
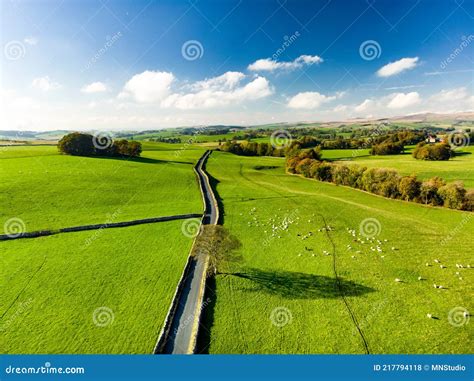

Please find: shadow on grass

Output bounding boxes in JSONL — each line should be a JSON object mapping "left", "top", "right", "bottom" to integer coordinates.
{"left": 87, "top": 155, "right": 193, "bottom": 165}
{"left": 207, "top": 172, "right": 225, "bottom": 225}
{"left": 196, "top": 276, "right": 217, "bottom": 354}
{"left": 231, "top": 268, "right": 375, "bottom": 299}
{"left": 454, "top": 151, "right": 472, "bottom": 157}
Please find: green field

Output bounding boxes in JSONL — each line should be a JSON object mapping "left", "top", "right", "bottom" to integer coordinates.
{"left": 1, "top": 221, "right": 195, "bottom": 354}
{"left": 204, "top": 151, "right": 473, "bottom": 354}
{"left": 0, "top": 144, "right": 204, "bottom": 233}
{"left": 322, "top": 146, "right": 474, "bottom": 188}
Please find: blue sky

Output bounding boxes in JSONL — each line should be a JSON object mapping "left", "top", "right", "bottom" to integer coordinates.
{"left": 1, "top": 0, "right": 473, "bottom": 131}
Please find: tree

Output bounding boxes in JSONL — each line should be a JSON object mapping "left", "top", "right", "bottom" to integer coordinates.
{"left": 438, "top": 181, "right": 466, "bottom": 210}
{"left": 420, "top": 177, "right": 446, "bottom": 205}
{"left": 398, "top": 175, "right": 421, "bottom": 201}
{"left": 58, "top": 132, "right": 95, "bottom": 156}
{"left": 413, "top": 142, "right": 453, "bottom": 161}
{"left": 192, "top": 225, "right": 242, "bottom": 276}
{"left": 58, "top": 133, "right": 141, "bottom": 158}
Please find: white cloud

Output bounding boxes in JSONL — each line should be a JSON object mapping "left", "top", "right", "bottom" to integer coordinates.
{"left": 426, "top": 87, "right": 473, "bottom": 112}
{"left": 190, "top": 71, "right": 245, "bottom": 91}
{"left": 248, "top": 55, "right": 323, "bottom": 72}
{"left": 81, "top": 81, "right": 108, "bottom": 93}
{"left": 430, "top": 87, "right": 469, "bottom": 103}
{"left": 287, "top": 91, "right": 337, "bottom": 109}
{"left": 24, "top": 36, "right": 38, "bottom": 45}
{"left": 120, "top": 70, "right": 174, "bottom": 103}
{"left": 354, "top": 99, "right": 374, "bottom": 113}
{"left": 31, "top": 76, "right": 61, "bottom": 91}
{"left": 162, "top": 72, "right": 273, "bottom": 110}
{"left": 387, "top": 92, "right": 421, "bottom": 109}
{"left": 377, "top": 57, "right": 419, "bottom": 77}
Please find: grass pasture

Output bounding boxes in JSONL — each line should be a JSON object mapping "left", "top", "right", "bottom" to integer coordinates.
{"left": 1, "top": 221, "right": 196, "bottom": 354}
{"left": 323, "top": 146, "right": 474, "bottom": 188}
{"left": 204, "top": 151, "right": 473, "bottom": 354}
{"left": 0, "top": 144, "right": 204, "bottom": 234}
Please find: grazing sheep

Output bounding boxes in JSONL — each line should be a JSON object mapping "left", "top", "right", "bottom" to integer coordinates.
{"left": 418, "top": 276, "right": 423, "bottom": 281}
{"left": 463, "top": 311, "right": 469, "bottom": 318}
{"left": 395, "top": 278, "right": 402, "bottom": 282}
{"left": 427, "top": 313, "right": 433, "bottom": 319}
{"left": 426, "top": 263, "right": 430, "bottom": 266}
{"left": 434, "top": 259, "right": 440, "bottom": 263}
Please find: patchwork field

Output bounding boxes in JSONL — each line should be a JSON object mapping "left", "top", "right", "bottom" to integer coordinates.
{"left": 1, "top": 143, "right": 205, "bottom": 354}
{"left": 323, "top": 146, "right": 474, "bottom": 188}
{"left": 204, "top": 151, "right": 473, "bottom": 354}
{"left": 0, "top": 144, "right": 204, "bottom": 233}
{"left": 1, "top": 221, "right": 196, "bottom": 354}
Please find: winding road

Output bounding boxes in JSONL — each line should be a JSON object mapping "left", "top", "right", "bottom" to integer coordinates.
{"left": 156, "top": 150, "right": 218, "bottom": 354}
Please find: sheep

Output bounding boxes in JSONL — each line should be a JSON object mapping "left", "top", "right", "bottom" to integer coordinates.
{"left": 434, "top": 259, "right": 440, "bottom": 263}
{"left": 427, "top": 313, "right": 433, "bottom": 319}
{"left": 440, "top": 265, "right": 446, "bottom": 269}
{"left": 395, "top": 278, "right": 402, "bottom": 282}
{"left": 418, "top": 276, "right": 423, "bottom": 281}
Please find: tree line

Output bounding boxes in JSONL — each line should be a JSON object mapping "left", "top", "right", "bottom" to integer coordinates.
{"left": 287, "top": 150, "right": 473, "bottom": 211}
{"left": 219, "top": 141, "right": 285, "bottom": 157}
{"left": 58, "top": 132, "right": 142, "bottom": 158}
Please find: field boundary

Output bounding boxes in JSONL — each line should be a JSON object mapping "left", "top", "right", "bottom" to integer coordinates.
{"left": 287, "top": 171, "right": 474, "bottom": 213}
{"left": 0, "top": 214, "right": 203, "bottom": 241}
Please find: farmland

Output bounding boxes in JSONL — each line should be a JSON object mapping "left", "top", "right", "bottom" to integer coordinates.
{"left": 0, "top": 144, "right": 204, "bottom": 233}
{"left": 322, "top": 146, "right": 474, "bottom": 188}
{"left": 1, "top": 221, "right": 194, "bottom": 354}
{"left": 1, "top": 143, "right": 205, "bottom": 354}
{"left": 203, "top": 151, "right": 473, "bottom": 354}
